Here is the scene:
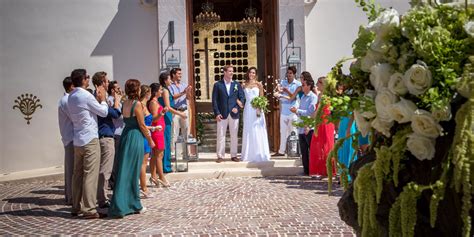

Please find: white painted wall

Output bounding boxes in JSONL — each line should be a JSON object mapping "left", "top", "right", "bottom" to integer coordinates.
{"left": 304, "top": 0, "right": 410, "bottom": 78}
{"left": 279, "top": 0, "right": 306, "bottom": 78}
{"left": 157, "top": 0, "right": 188, "bottom": 84}
{"left": 0, "top": 0, "right": 158, "bottom": 173}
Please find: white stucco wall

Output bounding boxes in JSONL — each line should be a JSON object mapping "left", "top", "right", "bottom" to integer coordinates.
{"left": 304, "top": 0, "right": 410, "bottom": 77}
{"left": 279, "top": 0, "right": 306, "bottom": 78}
{"left": 157, "top": 0, "right": 188, "bottom": 84}
{"left": 0, "top": 0, "right": 158, "bottom": 174}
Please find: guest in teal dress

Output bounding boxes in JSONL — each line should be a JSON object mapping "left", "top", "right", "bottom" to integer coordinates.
{"left": 108, "top": 79, "right": 155, "bottom": 218}
{"left": 158, "top": 72, "right": 187, "bottom": 173}
{"left": 337, "top": 115, "right": 357, "bottom": 181}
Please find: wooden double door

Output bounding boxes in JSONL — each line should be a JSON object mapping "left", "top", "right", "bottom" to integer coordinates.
{"left": 185, "top": 0, "right": 281, "bottom": 151}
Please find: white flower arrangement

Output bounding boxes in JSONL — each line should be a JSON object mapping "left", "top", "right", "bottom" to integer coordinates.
{"left": 309, "top": 2, "right": 474, "bottom": 236}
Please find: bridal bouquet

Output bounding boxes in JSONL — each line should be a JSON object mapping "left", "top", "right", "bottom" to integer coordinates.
{"left": 312, "top": 1, "right": 474, "bottom": 236}
{"left": 251, "top": 96, "right": 269, "bottom": 117}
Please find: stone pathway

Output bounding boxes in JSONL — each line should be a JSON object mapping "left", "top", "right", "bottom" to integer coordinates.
{"left": 0, "top": 176, "right": 354, "bottom": 236}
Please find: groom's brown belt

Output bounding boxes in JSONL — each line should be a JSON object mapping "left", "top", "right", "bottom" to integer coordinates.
{"left": 175, "top": 107, "right": 187, "bottom": 111}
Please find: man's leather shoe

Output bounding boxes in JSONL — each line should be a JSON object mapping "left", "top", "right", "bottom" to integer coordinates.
{"left": 231, "top": 157, "right": 240, "bottom": 162}
{"left": 82, "top": 212, "right": 100, "bottom": 219}
{"left": 271, "top": 153, "right": 284, "bottom": 157}
{"left": 216, "top": 158, "right": 224, "bottom": 163}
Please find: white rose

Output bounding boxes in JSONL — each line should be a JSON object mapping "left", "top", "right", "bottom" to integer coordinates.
{"left": 388, "top": 72, "right": 408, "bottom": 96}
{"left": 411, "top": 109, "right": 443, "bottom": 138}
{"left": 388, "top": 98, "right": 418, "bottom": 124}
{"left": 371, "top": 117, "right": 394, "bottom": 137}
{"left": 464, "top": 21, "right": 474, "bottom": 38}
{"left": 370, "top": 63, "right": 394, "bottom": 91}
{"left": 367, "top": 8, "right": 400, "bottom": 39}
{"left": 354, "top": 110, "right": 372, "bottom": 137}
{"left": 404, "top": 61, "right": 433, "bottom": 96}
{"left": 360, "top": 90, "right": 377, "bottom": 119}
{"left": 361, "top": 111, "right": 377, "bottom": 119}
{"left": 431, "top": 104, "right": 452, "bottom": 122}
{"left": 375, "top": 89, "right": 399, "bottom": 122}
{"left": 361, "top": 49, "right": 384, "bottom": 72}
{"left": 407, "top": 133, "right": 436, "bottom": 161}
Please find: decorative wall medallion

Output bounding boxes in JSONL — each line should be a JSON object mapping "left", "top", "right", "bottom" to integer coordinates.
{"left": 12, "top": 93, "right": 43, "bottom": 125}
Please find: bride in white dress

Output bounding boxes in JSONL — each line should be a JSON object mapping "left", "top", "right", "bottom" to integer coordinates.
{"left": 240, "top": 67, "right": 271, "bottom": 162}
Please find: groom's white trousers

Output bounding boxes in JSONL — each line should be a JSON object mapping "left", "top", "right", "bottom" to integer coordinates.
{"left": 217, "top": 116, "right": 239, "bottom": 158}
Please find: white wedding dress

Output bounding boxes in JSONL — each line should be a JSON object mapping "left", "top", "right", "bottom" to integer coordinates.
{"left": 241, "top": 87, "right": 271, "bottom": 162}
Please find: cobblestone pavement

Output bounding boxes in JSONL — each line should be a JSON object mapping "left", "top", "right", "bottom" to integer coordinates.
{"left": 0, "top": 176, "right": 354, "bottom": 236}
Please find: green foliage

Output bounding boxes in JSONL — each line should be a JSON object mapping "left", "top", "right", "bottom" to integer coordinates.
{"left": 389, "top": 183, "right": 422, "bottom": 237}
{"left": 353, "top": 26, "right": 376, "bottom": 58}
{"left": 250, "top": 96, "right": 270, "bottom": 113}
{"left": 451, "top": 92, "right": 474, "bottom": 236}
{"left": 354, "top": 0, "right": 383, "bottom": 21}
{"left": 353, "top": 163, "right": 380, "bottom": 236}
{"left": 196, "top": 112, "right": 215, "bottom": 142}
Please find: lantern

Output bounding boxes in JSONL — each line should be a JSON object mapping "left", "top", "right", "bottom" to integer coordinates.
{"left": 286, "top": 131, "right": 300, "bottom": 158}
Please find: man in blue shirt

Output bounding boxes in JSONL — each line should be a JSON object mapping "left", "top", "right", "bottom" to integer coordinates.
{"left": 169, "top": 68, "right": 192, "bottom": 151}
{"left": 273, "top": 66, "right": 301, "bottom": 157}
{"left": 92, "top": 71, "right": 122, "bottom": 208}
{"left": 290, "top": 78, "right": 317, "bottom": 175}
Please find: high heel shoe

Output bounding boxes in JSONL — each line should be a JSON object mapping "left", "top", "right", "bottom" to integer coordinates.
{"left": 157, "top": 178, "right": 171, "bottom": 187}
{"left": 149, "top": 177, "right": 160, "bottom": 187}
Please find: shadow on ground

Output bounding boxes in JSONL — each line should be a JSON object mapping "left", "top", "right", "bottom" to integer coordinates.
{"left": 256, "top": 176, "right": 345, "bottom": 197}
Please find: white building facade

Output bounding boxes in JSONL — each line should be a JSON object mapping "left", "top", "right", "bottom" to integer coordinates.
{"left": 0, "top": 0, "right": 409, "bottom": 175}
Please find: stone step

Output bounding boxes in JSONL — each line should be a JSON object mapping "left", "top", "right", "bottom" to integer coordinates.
{"left": 0, "top": 153, "right": 302, "bottom": 184}
{"left": 165, "top": 156, "right": 303, "bottom": 181}
{"left": 164, "top": 167, "right": 304, "bottom": 181}
{"left": 183, "top": 159, "right": 301, "bottom": 169}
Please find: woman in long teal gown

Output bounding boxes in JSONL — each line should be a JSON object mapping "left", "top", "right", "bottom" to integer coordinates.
{"left": 109, "top": 79, "right": 155, "bottom": 218}
{"left": 158, "top": 72, "right": 187, "bottom": 173}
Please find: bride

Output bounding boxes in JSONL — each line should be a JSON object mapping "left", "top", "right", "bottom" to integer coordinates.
{"left": 240, "top": 67, "right": 270, "bottom": 162}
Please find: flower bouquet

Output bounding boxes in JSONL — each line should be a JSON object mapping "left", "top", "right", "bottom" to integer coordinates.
{"left": 311, "top": 1, "right": 474, "bottom": 236}
{"left": 251, "top": 96, "right": 269, "bottom": 117}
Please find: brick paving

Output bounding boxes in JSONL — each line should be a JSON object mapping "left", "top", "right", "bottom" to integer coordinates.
{"left": 0, "top": 176, "right": 355, "bottom": 236}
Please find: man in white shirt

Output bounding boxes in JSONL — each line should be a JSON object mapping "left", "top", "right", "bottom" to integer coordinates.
{"left": 273, "top": 66, "right": 301, "bottom": 157}
{"left": 68, "top": 69, "right": 108, "bottom": 219}
{"left": 57, "top": 77, "right": 74, "bottom": 205}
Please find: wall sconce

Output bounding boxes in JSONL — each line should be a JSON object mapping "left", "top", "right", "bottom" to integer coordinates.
{"left": 161, "top": 21, "right": 181, "bottom": 70}
{"left": 286, "top": 45, "right": 301, "bottom": 72}
{"left": 165, "top": 49, "right": 181, "bottom": 69}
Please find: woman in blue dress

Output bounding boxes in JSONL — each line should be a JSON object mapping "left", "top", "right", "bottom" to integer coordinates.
{"left": 108, "top": 79, "right": 155, "bottom": 218}
{"left": 337, "top": 116, "right": 357, "bottom": 174}
{"left": 335, "top": 83, "right": 358, "bottom": 181}
{"left": 158, "top": 72, "right": 187, "bottom": 173}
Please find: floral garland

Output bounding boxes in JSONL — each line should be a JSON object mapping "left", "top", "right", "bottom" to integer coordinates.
{"left": 311, "top": 1, "right": 474, "bottom": 236}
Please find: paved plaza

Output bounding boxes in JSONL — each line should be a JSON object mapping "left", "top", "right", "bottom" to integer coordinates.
{"left": 0, "top": 176, "right": 354, "bottom": 236}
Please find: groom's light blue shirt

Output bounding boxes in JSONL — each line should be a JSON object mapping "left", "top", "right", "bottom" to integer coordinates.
{"left": 280, "top": 79, "right": 301, "bottom": 116}
{"left": 296, "top": 91, "right": 318, "bottom": 134}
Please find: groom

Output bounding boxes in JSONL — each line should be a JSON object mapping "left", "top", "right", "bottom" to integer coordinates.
{"left": 212, "top": 65, "right": 245, "bottom": 163}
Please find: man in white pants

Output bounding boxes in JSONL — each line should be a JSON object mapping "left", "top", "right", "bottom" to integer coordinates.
{"left": 273, "top": 66, "right": 301, "bottom": 157}
{"left": 169, "top": 68, "right": 191, "bottom": 151}
{"left": 211, "top": 65, "right": 245, "bottom": 163}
